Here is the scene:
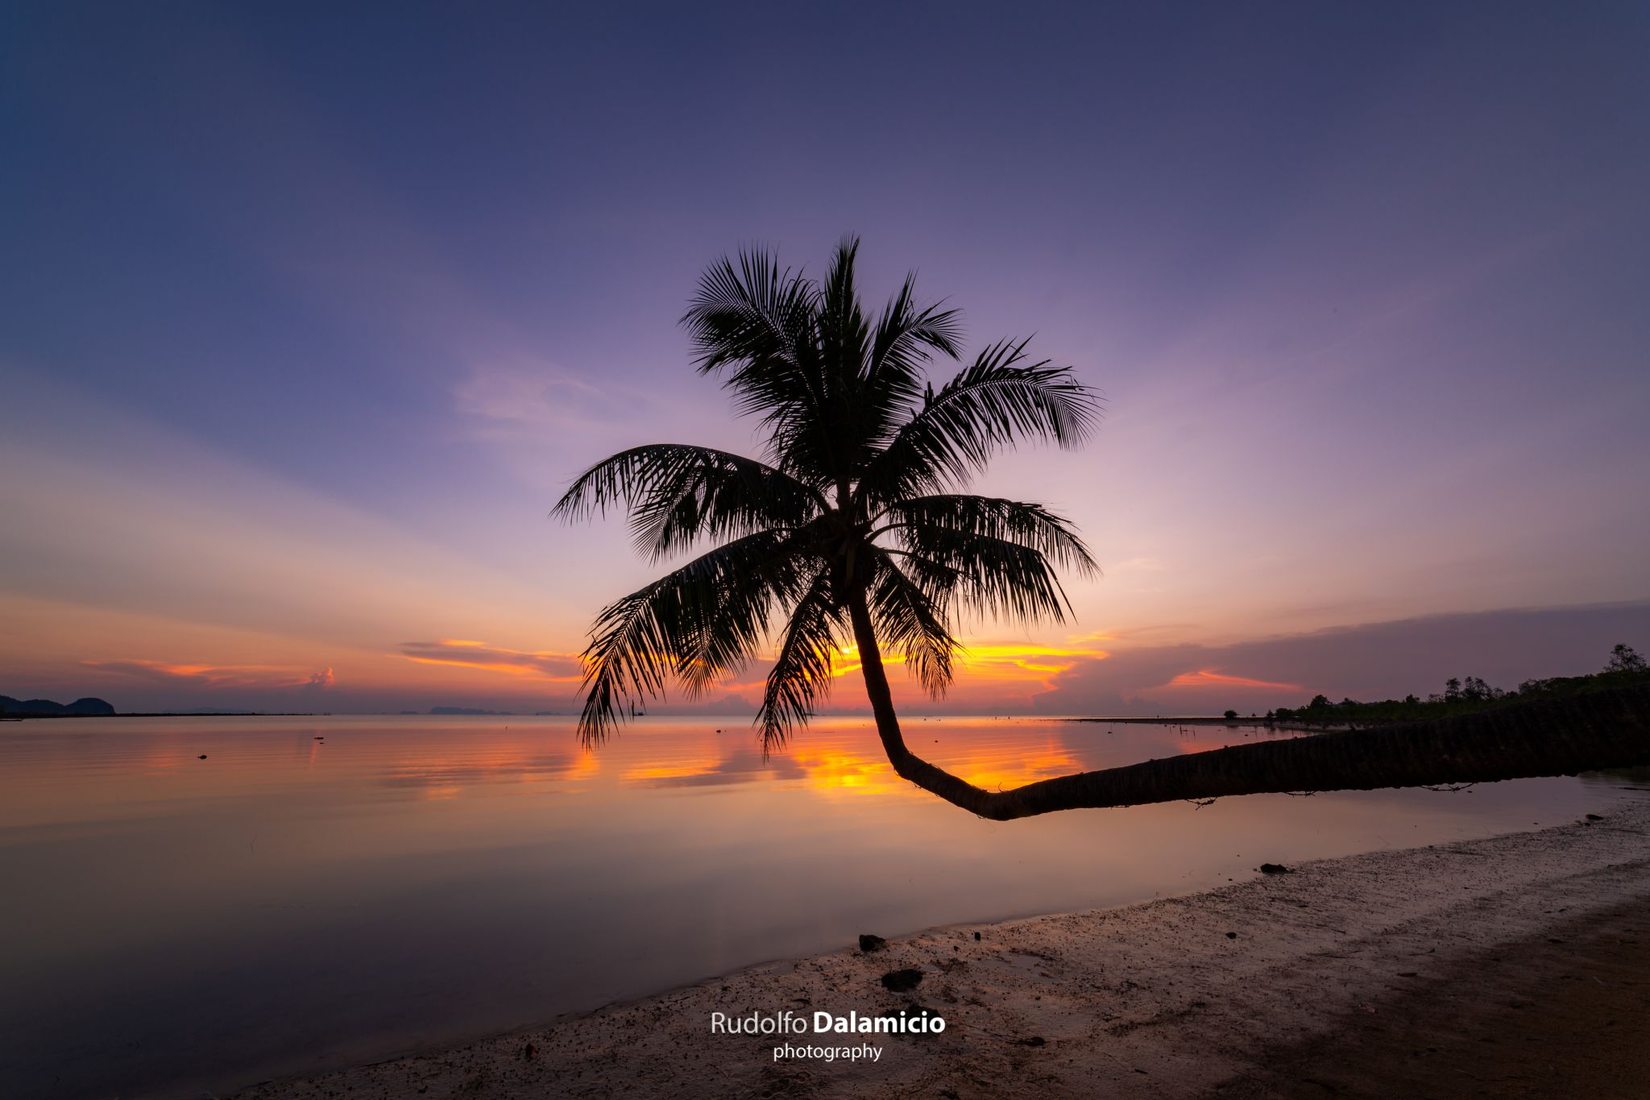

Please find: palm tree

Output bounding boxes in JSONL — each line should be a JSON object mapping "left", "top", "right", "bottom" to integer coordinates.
{"left": 555, "top": 239, "right": 1650, "bottom": 819}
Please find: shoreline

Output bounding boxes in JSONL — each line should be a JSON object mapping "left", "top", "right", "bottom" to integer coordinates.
{"left": 233, "top": 792, "right": 1650, "bottom": 1099}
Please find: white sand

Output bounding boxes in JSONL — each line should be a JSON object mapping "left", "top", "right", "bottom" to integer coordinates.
{"left": 234, "top": 796, "right": 1650, "bottom": 1099}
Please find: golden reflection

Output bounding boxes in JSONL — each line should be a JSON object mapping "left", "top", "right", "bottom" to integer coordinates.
{"left": 947, "top": 737, "right": 1082, "bottom": 791}
{"left": 789, "top": 745, "right": 901, "bottom": 795}
{"left": 564, "top": 748, "right": 602, "bottom": 782}
{"left": 622, "top": 754, "right": 726, "bottom": 782}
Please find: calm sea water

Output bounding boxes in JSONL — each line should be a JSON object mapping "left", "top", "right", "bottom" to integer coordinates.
{"left": 0, "top": 714, "right": 1637, "bottom": 1098}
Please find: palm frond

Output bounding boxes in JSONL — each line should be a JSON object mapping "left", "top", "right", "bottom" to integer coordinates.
{"left": 858, "top": 339, "right": 1101, "bottom": 503}
{"left": 552, "top": 444, "right": 825, "bottom": 560}
{"left": 755, "top": 568, "right": 846, "bottom": 752}
{"left": 878, "top": 495, "right": 1097, "bottom": 576}
{"left": 892, "top": 527, "right": 1075, "bottom": 627}
{"left": 865, "top": 551, "right": 958, "bottom": 697}
{"left": 860, "top": 272, "right": 962, "bottom": 454}
{"left": 576, "top": 531, "right": 804, "bottom": 746}
{"left": 680, "top": 247, "right": 831, "bottom": 480}
{"left": 819, "top": 236, "right": 871, "bottom": 398}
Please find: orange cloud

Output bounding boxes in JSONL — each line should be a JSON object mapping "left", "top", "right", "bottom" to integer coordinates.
{"left": 82, "top": 658, "right": 334, "bottom": 689}
{"left": 399, "top": 639, "right": 583, "bottom": 682}
{"left": 1164, "top": 668, "right": 1304, "bottom": 692}
{"left": 829, "top": 639, "right": 1109, "bottom": 691}
{"left": 958, "top": 642, "right": 1110, "bottom": 679}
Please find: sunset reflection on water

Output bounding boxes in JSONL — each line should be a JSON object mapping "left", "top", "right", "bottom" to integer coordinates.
{"left": 0, "top": 714, "right": 1637, "bottom": 1100}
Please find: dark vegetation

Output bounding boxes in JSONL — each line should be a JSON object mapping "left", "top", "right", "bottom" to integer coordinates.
{"left": 1267, "top": 645, "right": 1650, "bottom": 729}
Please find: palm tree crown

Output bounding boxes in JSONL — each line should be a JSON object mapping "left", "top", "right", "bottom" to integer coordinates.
{"left": 554, "top": 237, "right": 1100, "bottom": 752}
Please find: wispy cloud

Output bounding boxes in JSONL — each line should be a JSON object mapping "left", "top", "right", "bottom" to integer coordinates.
{"left": 398, "top": 639, "right": 584, "bottom": 682}
{"left": 455, "top": 363, "right": 648, "bottom": 436}
{"left": 1108, "top": 556, "right": 1166, "bottom": 574}
{"left": 82, "top": 658, "right": 335, "bottom": 689}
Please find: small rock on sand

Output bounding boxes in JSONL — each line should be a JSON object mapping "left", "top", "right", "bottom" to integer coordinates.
{"left": 880, "top": 968, "right": 923, "bottom": 992}
{"left": 858, "top": 934, "right": 887, "bottom": 953}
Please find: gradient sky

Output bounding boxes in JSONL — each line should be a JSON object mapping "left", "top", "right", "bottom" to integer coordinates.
{"left": 3, "top": 2, "right": 1648, "bottom": 716}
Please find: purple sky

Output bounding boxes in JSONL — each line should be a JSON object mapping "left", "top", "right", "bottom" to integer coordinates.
{"left": 2, "top": 3, "right": 1647, "bottom": 715}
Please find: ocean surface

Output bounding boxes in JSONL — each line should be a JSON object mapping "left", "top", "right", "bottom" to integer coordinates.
{"left": 0, "top": 714, "right": 1638, "bottom": 1098}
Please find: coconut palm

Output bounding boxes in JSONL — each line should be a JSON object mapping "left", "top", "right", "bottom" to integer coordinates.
{"left": 555, "top": 239, "right": 1650, "bottom": 819}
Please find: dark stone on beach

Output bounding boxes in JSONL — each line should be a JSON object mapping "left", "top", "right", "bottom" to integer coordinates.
{"left": 973, "top": 931, "right": 982, "bottom": 941}
{"left": 881, "top": 968, "right": 924, "bottom": 992}
{"left": 858, "top": 934, "right": 887, "bottom": 953}
{"left": 521, "top": 1041, "right": 537, "bottom": 1060}
{"left": 1226, "top": 931, "right": 1238, "bottom": 939}
{"left": 1259, "top": 863, "right": 1293, "bottom": 874}
{"left": 198, "top": 754, "right": 207, "bottom": 759}
{"left": 1014, "top": 1036, "right": 1047, "bottom": 1047}
{"left": 1586, "top": 813, "right": 1604, "bottom": 821}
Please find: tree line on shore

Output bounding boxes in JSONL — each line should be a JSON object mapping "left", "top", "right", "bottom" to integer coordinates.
{"left": 1264, "top": 645, "right": 1648, "bottom": 729}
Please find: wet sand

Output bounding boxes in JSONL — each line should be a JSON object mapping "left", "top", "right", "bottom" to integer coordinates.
{"left": 1213, "top": 897, "right": 1650, "bottom": 1098}
{"left": 234, "top": 795, "right": 1650, "bottom": 1099}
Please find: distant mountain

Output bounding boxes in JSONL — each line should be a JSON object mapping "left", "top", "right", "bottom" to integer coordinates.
{"left": 0, "top": 695, "right": 116, "bottom": 717}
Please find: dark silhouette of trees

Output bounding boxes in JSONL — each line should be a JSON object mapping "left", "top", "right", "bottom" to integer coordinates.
{"left": 1608, "top": 644, "right": 1647, "bottom": 674}
{"left": 554, "top": 239, "right": 1650, "bottom": 819}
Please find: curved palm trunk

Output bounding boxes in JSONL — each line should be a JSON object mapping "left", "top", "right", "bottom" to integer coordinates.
{"left": 846, "top": 595, "right": 1650, "bottom": 820}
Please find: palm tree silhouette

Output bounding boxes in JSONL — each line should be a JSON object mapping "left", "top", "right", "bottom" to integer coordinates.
{"left": 556, "top": 239, "right": 1648, "bottom": 818}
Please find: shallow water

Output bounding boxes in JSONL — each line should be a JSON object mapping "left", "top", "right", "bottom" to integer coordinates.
{"left": 0, "top": 714, "right": 1633, "bottom": 1098}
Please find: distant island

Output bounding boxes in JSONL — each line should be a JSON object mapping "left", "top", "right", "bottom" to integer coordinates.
{"left": 0, "top": 696, "right": 310, "bottom": 719}
{"left": 0, "top": 695, "right": 116, "bottom": 717}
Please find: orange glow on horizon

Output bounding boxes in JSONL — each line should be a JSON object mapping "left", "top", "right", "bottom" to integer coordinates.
{"left": 828, "top": 639, "right": 1108, "bottom": 693}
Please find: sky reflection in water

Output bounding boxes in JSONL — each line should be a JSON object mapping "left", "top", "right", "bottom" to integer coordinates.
{"left": 0, "top": 714, "right": 1636, "bottom": 1098}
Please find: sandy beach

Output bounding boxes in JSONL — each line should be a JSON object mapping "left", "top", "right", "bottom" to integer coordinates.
{"left": 231, "top": 791, "right": 1650, "bottom": 1100}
